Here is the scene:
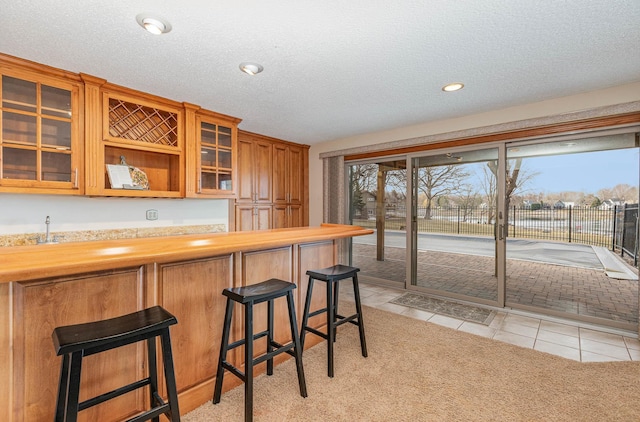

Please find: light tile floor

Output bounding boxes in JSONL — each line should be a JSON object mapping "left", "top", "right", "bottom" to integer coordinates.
{"left": 346, "top": 282, "right": 640, "bottom": 362}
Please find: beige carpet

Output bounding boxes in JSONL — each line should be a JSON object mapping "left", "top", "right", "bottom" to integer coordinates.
{"left": 183, "top": 303, "right": 640, "bottom": 421}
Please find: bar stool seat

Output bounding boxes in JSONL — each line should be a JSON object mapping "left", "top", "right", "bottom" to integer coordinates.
{"left": 52, "top": 305, "right": 180, "bottom": 422}
{"left": 213, "top": 278, "right": 307, "bottom": 422}
{"left": 300, "top": 264, "right": 367, "bottom": 377}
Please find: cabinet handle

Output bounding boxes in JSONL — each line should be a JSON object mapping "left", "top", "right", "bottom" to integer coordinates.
{"left": 73, "top": 168, "right": 78, "bottom": 188}
{"left": 197, "top": 177, "right": 202, "bottom": 194}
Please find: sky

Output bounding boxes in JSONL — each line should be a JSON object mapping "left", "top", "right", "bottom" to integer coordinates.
{"left": 519, "top": 149, "right": 639, "bottom": 194}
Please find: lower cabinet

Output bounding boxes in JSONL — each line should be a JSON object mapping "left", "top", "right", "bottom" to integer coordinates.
{"left": 273, "top": 204, "right": 303, "bottom": 229}
{"left": 11, "top": 267, "right": 146, "bottom": 422}
{"left": 0, "top": 240, "right": 337, "bottom": 420}
{"left": 235, "top": 204, "right": 272, "bottom": 231}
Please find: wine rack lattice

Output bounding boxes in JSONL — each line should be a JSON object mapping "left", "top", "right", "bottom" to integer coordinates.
{"left": 108, "top": 98, "right": 178, "bottom": 147}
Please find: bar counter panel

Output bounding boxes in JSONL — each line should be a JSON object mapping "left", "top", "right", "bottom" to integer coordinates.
{"left": 0, "top": 224, "right": 371, "bottom": 420}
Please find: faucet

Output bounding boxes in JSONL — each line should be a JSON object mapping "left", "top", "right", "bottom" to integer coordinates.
{"left": 37, "top": 215, "right": 59, "bottom": 244}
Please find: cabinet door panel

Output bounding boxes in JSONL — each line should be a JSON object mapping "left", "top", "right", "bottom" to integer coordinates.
{"left": 256, "top": 205, "right": 272, "bottom": 230}
{"left": 289, "top": 204, "right": 303, "bottom": 228}
{"left": 15, "top": 268, "right": 143, "bottom": 422}
{"left": 160, "top": 256, "right": 233, "bottom": 392}
{"left": 272, "top": 144, "right": 288, "bottom": 203}
{"left": 254, "top": 141, "right": 272, "bottom": 203}
{"left": 236, "top": 139, "right": 254, "bottom": 202}
{"left": 288, "top": 146, "right": 304, "bottom": 204}
{"left": 235, "top": 204, "right": 256, "bottom": 231}
{"left": 272, "top": 204, "right": 288, "bottom": 229}
{"left": 297, "top": 241, "right": 335, "bottom": 325}
{"left": 241, "top": 247, "right": 293, "bottom": 346}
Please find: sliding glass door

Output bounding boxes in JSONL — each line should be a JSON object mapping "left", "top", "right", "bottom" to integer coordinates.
{"left": 409, "top": 147, "right": 503, "bottom": 305}
{"left": 348, "top": 159, "right": 407, "bottom": 286}
{"left": 346, "top": 128, "right": 639, "bottom": 330}
{"left": 504, "top": 132, "right": 639, "bottom": 327}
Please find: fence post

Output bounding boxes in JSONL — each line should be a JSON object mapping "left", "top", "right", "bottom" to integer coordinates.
{"left": 457, "top": 207, "right": 460, "bottom": 234}
{"left": 568, "top": 205, "right": 572, "bottom": 243}
{"left": 613, "top": 205, "right": 618, "bottom": 253}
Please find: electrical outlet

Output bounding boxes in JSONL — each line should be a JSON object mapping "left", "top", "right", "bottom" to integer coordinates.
{"left": 146, "top": 209, "right": 158, "bottom": 220}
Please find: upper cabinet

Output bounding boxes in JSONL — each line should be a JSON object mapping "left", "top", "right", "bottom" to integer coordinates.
{"left": 234, "top": 130, "right": 309, "bottom": 231}
{"left": 83, "top": 75, "right": 185, "bottom": 197}
{"left": 0, "top": 53, "right": 308, "bottom": 212}
{"left": 184, "top": 104, "right": 241, "bottom": 198}
{"left": 237, "top": 131, "right": 273, "bottom": 204}
{"left": 0, "top": 57, "right": 83, "bottom": 194}
{"left": 273, "top": 143, "right": 304, "bottom": 205}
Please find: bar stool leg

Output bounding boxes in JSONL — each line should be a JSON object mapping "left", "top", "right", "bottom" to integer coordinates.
{"left": 55, "top": 354, "right": 71, "bottom": 422}
{"left": 333, "top": 281, "right": 339, "bottom": 342}
{"left": 300, "top": 276, "right": 314, "bottom": 348}
{"left": 213, "top": 298, "right": 234, "bottom": 404}
{"left": 267, "top": 299, "right": 274, "bottom": 376}
{"left": 64, "top": 351, "right": 83, "bottom": 422}
{"left": 160, "top": 327, "right": 181, "bottom": 421}
{"left": 326, "top": 279, "right": 335, "bottom": 378}
{"left": 286, "top": 290, "right": 308, "bottom": 397}
{"left": 146, "top": 337, "right": 160, "bottom": 422}
{"left": 352, "top": 274, "right": 368, "bottom": 357}
{"left": 244, "top": 301, "right": 254, "bottom": 422}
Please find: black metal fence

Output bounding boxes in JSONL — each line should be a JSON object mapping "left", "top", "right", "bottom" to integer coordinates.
{"left": 358, "top": 204, "right": 639, "bottom": 265}
{"left": 615, "top": 203, "right": 639, "bottom": 265}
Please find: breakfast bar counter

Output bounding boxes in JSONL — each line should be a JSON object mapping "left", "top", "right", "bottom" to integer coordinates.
{"left": 0, "top": 223, "right": 372, "bottom": 421}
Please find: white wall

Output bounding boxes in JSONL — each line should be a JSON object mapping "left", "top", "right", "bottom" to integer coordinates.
{"left": 308, "top": 81, "right": 640, "bottom": 226}
{"left": 0, "top": 194, "right": 229, "bottom": 235}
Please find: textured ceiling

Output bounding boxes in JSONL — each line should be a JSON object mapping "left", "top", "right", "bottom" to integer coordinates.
{"left": 1, "top": 1, "right": 639, "bottom": 145}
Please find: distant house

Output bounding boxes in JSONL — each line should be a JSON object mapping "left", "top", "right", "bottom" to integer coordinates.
{"left": 599, "top": 198, "right": 624, "bottom": 210}
{"left": 553, "top": 201, "right": 565, "bottom": 209}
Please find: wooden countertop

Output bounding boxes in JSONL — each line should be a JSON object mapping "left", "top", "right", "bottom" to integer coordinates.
{"left": 0, "top": 224, "right": 373, "bottom": 283}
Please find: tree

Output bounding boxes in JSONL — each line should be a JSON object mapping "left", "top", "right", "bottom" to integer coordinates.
{"left": 453, "top": 183, "right": 481, "bottom": 222}
{"left": 484, "top": 158, "right": 539, "bottom": 223}
{"left": 610, "top": 184, "right": 638, "bottom": 203}
{"left": 416, "top": 166, "right": 469, "bottom": 219}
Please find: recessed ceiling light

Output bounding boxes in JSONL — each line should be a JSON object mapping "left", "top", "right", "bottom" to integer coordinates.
{"left": 136, "top": 14, "right": 172, "bottom": 35}
{"left": 239, "top": 62, "right": 264, "bottom": 75}
{"left": 442, "top": 83, "right": 464, "bottom": 92}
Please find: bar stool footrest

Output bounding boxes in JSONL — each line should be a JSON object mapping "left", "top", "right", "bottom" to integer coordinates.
{"left": 79, "top": 378, "right": 151, "bottom": 411}
{"left": 126, "top": 405, "right": 171, "bottom": 422}
{"left": 221, "top": 361, "right": 246, "bottom": 382}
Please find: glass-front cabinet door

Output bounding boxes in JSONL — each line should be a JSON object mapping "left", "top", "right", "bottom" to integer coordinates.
{"left": 191, "top": 111, "right": 240, "bottom": 198}
{"left": 0, "top": 72, "right": 81, "bottom": 193}
{"left": 200, "top": 120, "right": 233, "bottom": 192}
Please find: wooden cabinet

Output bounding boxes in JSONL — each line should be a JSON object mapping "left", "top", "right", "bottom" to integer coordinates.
{"left": 235, "top": 130, "right": 309, "bottom": 231}
{"left": 0, "top": 225, "right": 368, "bottom": 419}
{"left": 12, "top": 267, "right": 146, "bottom": 421}
{"left": 0, "top": 56, "right": 83, "bottom": 195}
{"left": 83, "top": 75, "right": 185, "bottom": 197}
{"left": 273, "top": 203, "right": 303, "bottom": 229}
{"left": 185, "top": 105, "right": 241, "bottom": 198}
{"left": 273, "top": 143, "right": 304, "bottom": 205}
{"left": 0, "top": 53, "right": 309, "bottom": 209}
{"left": 235, "top": 203, "right": 272, "bottom": 231}
{"left": 237, "top": 133, "right": 272, "bottom": 203}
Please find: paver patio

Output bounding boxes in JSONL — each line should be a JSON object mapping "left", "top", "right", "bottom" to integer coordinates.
{"left": 352, "top": 243, "right": 638, "bottom": 325}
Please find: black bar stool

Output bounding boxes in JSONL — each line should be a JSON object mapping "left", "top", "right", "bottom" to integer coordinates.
{"left": 212, "top": 278, "right": 307, "bottom": 422}
{"left": 300, "top": 264, "right": 367, "bottom": 377}
{"left": 52, "top": 306, "right": 180, "bottom": 422}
